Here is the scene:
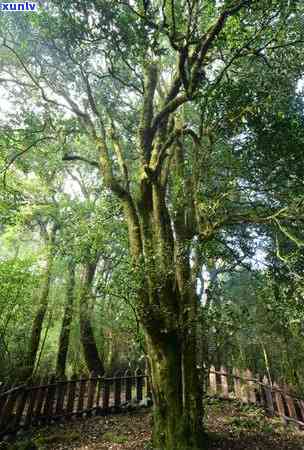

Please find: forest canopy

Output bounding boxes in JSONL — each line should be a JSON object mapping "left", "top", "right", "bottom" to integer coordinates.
{"left": 0, "top": 1, "right": 304, "bottom": 449}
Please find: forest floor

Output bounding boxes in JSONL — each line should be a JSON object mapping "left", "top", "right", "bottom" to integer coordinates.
{"left": 2, "top": 398, "right": 304, "bottom": 450}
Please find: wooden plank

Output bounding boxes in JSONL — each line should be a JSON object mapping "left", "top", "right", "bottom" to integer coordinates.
{"left": 136, "top": 369, "right": 143, "bottom": 403}
{"left": 42, "top": 377, "right": 51, "bottom": 418}
{"left": 239, "top": 369, "right": 248, "bottom": 403}
{"left": 77, "top": 378, "right": 87, "bottom": 414}
{"left": 43, "top": 375, "right": 57, "bottom": 422}
{"left": 0, "top": 383, "right": 10, "bottom": 396}
{"left": 245, "top": 369, "right": 256, "bottom": 404}
{"left": 145, "top": 369, "right": 152, "bottom": 400}
{"left": 262, "top": 375, "right": 274, "bottom": 416}
{"left": 0, "top": 391, "right": 9, "bottom": 419}
{"left": 0, "top": 384, "right": 25, "bottom": 398}
{"left": 12, "top": 388, "right": 28, "bottom": 430}
{"left": 113, "top": 373, "right": 121, "bottom": 409}
{"left": 34, "top": 378, "right": 46, "bottom": 421}
{"left": 95, "top": 376, "right": 103, "bottom": 409}
{"left": 298, "top": 399, "right": 304, "bottom": 422}
{"left": 87, "top": 373, "right": 98, "bottom": 412}
{"left": 273, "top": 382, "right": 286, "bottom": 421}
{"left": 125, "top": 370, "right": 132, "bottom": 403}
{"left": 66, "top": 376, "right": 77, "bottom": 416}
{"left": 0, "top": 386, "right": 19, "bottom": 432}
{"left": 220, "top": 366, "right": 229, "bottom": 399}
{"left": 283, "top": 385, "right": 297, "bottom": 420}
{"left": 24, "top": 387, "right": 38, "bottom": 428}
{"left": 55, "top": 380, "right": 67, "bottom": 417}
{"left": 255, "top": 374, "right": 265, "bottom": 406}
{"left": 209, "top": 366, "right": 217, "bottom": 396}
{"left": 232, "top": 368, "right": 242, "bottom": 401}
{"left": 102, "top": 379, "right": 110, "bottom": 410}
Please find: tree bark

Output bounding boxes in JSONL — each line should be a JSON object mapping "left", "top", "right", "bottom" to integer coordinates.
{"left": 79, "top": 259, "right": 105, "bottom": 376}
{"left": 56, "top": 259, "right": 76, "bottom": 378}
{"left": 145, "top": 302, "right": 205, "bottom": 450}
{"left": 135, "top": 183, "right": 205, "bottom": 448}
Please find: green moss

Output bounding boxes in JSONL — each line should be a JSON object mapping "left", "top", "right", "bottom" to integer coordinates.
{"left": 101, "top": 431, "right": 128, "bottom": 444}
{"left": 33, "top": 430, "right": 80, "bottom": 448}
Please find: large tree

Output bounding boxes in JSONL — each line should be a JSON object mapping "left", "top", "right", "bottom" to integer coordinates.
{"left": 1, "top": 1, "right": 304, "bottom": 448}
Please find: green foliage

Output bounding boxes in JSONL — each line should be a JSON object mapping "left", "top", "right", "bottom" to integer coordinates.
{"left": 0, "top": 257, "right": 40, "bottom": 380}
{"left": 0, "top": 0, "right": 303, "bottom": 422}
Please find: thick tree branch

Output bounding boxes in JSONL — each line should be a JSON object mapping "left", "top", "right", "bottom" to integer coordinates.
{"left": 139, "top": 63, "right": 159, "bottom": 163}
{"left": 2, "top": 43, "right": 74, "bottom": 113}
{"left": 110, "top": 123, "right": 130, "bottom": 191}
{"left": 62, "top": 154, "right": 99, "bottom": 169}
{"left": 151, "top": 94, "right": 187, "bottom": 136}
{"left": 2, "top": 136, "right": 55, "bottom": 187}
{"left": 190, "top": 0, "right": 252, "bottom": 91}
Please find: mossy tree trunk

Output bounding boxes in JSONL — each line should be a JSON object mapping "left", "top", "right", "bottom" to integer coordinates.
{"left": 56, "top": 259, "right": 76, "bottom": 378}
{"left": 79, "top": 258, "right": 105, "bottom": 376}
{"left": 60, "top": 4, "right": 253, "bottom": 446}
{"left": 146, "top": 323, "right": 205, "bottom": 450}
{"left": 95, "top": 63, "right": 211, "bottom": 448}
{"left": 136, "top": 181, "right": 205, "bottom": 449}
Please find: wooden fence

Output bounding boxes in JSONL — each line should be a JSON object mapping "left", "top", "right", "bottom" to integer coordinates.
{"left": 1, "top": 365, "right": 304, "bottom": 440}
{"left": 0, "top": 369, "right": 148, "bottom": 440}
{"left": 207, "top": 366, "right": 304, "bottom": 430}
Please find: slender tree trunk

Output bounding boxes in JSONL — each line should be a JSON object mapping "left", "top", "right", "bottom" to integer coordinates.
{"left": 23, "top": 225, "right": 57, "bottom": 381}
{"left": 79, "top": 259, "right": 104, "bottom": 375}
{"left": 56, "top": 259, "right": 76, "bottom": 378}
{"left": 260, "top": 340, "right": 272, "bottom": 386}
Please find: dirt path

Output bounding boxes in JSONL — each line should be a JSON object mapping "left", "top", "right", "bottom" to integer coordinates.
{"left": 4, "top": 399, "right": 304, "bottom": 450}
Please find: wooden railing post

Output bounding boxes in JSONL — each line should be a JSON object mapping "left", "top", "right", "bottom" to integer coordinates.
{"left": 102, "top": 378, "right": 110, "bottom": 411}
{"left": 255, "top": 374, "right": 264, "bottom": 406}
{"left": 273, "top": 382, "right": 287, "bottom": 425}
{"left": 87, "top": 372, "right": 98, "bottom": 414}
{"left": 0, "top": 392, "right": 7, "bottom": 415}
{"left": 220, "top": 366, "right": 229, "bottom": 399}
{"left": 95, "top": 375, "right": 103, "bottom": 410}
{"left": 135, "top": 368, "right": 143, "bottom": 403}
{"left": 114, "top": 371, "right": 122, "bottom": 410}
{"left": 76, "top": 376, "right": 87, "bottom": 416}
{"left": 0, "top": 385, "right": 19, "bottom": 432}
{"left": 34, "top": 377, "right": 47, "bottom": 423}
{"left": 240, "top": 369, "right": 248, "bottom": 404}
{"left": 145, "top": 365, "right": 152, "bottom": 400}
{"left": 245, "top": 369, "right": 256, "bottom": 404}
{"left": 66, "top": 374, "right": 77, "bottom": 416}
{"left": 25, "top": 384, "right": 39, "bottom": 428}
{"left": 209, "top": 366, "right": 217, "bottom": 396}
{"left": 298, "top": 399, "right": 304, "bottom": 423}
{"left": 124, "top": 369, "right": 132, "bottom": 403}
{"left": 44, "top": 375, "right": 57, "bottom": 423}
{"left": 55, "top": 377, "right": 67, "bottom": 418}
{"left": 284, "top": 384, "right": 297, "bottom": 421}
{"left": 12, "top": 387, "right": 28, "bottom": 431}
{"left": 262, "top": 375, "right": 274, "bottom": 416}
{"left": 232, "top": 368, "right": 242, "bottom": 401}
